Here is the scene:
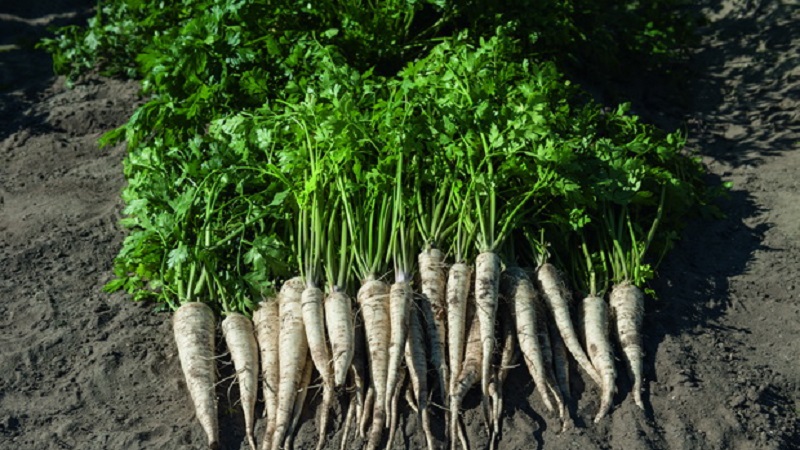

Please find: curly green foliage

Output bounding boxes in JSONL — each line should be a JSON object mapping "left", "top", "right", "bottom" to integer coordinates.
{"left": 102, "top": 38, "right": 371, "bottom": 312}
{"left": 38, "top": 0, "right": 201, "bottom": 83}
{"left": 41, "top": 0, "right": 698, "bottom": 86}
{"left": 544, "top": 102, "right": 718, "bottom": 294}
{"left": 45, "top": 1, "right": 712, "bottom": 314}
{"left": 104, "top": 131, "right": 293, "bottom": 312}
{"left": 40, "top": 0, "right": 448, "bottom": 84}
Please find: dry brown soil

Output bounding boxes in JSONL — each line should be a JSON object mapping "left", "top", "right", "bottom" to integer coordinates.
{"left": 1, "top": 1, "right": 798, "bottom": 449}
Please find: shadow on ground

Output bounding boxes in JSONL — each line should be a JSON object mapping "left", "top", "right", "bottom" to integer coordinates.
{"left": 0, "top": 1, "right": 94, "bottom": 141}
{"left": 649, "top": 0, "right": 797, "bottom": 336}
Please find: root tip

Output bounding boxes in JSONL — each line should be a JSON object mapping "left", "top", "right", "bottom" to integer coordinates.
{"left": 559, "top": 417, "right": 574, "bottom": 433}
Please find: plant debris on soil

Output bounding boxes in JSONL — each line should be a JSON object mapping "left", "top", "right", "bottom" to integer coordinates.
{"left": 1, "top": 0, "right": 798, "bottom": 449}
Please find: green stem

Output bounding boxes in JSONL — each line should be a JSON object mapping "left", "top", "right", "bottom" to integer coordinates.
{"left": 640, "top": 185, "right": 666, "bottom": 263}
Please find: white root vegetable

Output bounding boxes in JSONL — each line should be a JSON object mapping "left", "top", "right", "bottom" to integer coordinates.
{"left": 357, "top": 278, "right": 391, "bottom": 450}
{"left": 340, "top": 394, "right": 356, "bottom": 450}
{"left": 359, "top": 386, "right": 375, "bottom": 440}
{"left": 501, "top": 268, "right": 558, "bottom": 414}
{"left": 450, "top": 309, "right": 482, "bottom": 450}
{"left": 581, "top": 295, "right": 616, "bottom": 423}
{"left": 386, "top": 278, "right": 411, "bottom": 423}
{"left": 609, "top": 282, "right": 645, "bottom": 409}
{"left": 537, "top": 313, "right": 570, "bottom": 428}
{"left": 404, "top": 303, "right": 435, "bottom": 450}
{"left": 447, "top": 261, "right": 471, "bottom": 442}
{"left": 300, "top": 285, "right": 332, "bottom": 382}
{"left": 173, "top": 302, "right": 219, "bottom": 450}
{"left": 447, "top": 262, "right": 471, "bottom": 396}
{"left": 325, "top": 288, "right": 355, "bottom": 388}
{"left": 271, "top": 277, "right": 309, "bottom": 450}
{"left": 253, "top": 297, "right": 280, "bottom": 447}
{"left": 418, "top": 247, "right": 449, "bottom": 400}
{"left": 537, "top": 312, "right": 570, "bottom": 428}
{"left": 341, "top": 319, "right": 369, "bottom": 448}
{"left": 549, "top": 320, "right": 570, "bottom": 402}
{"left": 475, "top": 251, "right": 501, "bottom": 397}
{"left": 316, "top": 381, "right": 334, "bottom": 450}
{"left": 489, "top": 297, "right": 517, "bottom": 439}
{"left": 385, "top": 368, "right": 407, "bottom": 450}
{"left": 351, "top": 314, "right": 368, "bottom": 437}
{"left": 536, "top": 263, "right": 602, "bottom": 386}
{"left": 404, "top": 385, "right": 419, "bottom": 414}
{"left": 221, "top": 313, "right": 259, "bottom": 450}
{"left": 300, "top": 284, "right": 334, "bottom": 450}
{"left": 285, "top": 353, "right": 314, "bottom": 450}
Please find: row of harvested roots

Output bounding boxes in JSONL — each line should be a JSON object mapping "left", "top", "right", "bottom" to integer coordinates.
{"left": 176, "top": 250, "right": 644, "bottom": 450}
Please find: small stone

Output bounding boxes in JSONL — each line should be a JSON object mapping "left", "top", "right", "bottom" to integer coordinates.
{"left": 730, "top": 394, "right": 746, "bottom": 408}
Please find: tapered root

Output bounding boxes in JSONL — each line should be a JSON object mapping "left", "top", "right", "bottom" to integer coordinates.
{"left": 271, "top": 277, "right": 309, "bottom": 450}
{"left": 419, "top": 248, "right": 449, "bottom": 402}
{"left": 325, "top": 289, "right": 355, "bottom": 388}
{"left": 173, "top": 302, "right": 219, "bottom": 450}
{"left": 582, "top": 295, "right": 616, "bottom": 422}
{"left": 537, "top": 263, "right": 602, "bottom": 386}
{"left": 357, "top": 279, "right": 391, "bottom": 450}
{"left": 475, "top": 252, "right": 501, "bottom": 397}
{"left": 610, "top": 282, "right": 645, "bottom": 410}
{"left": 254, "top": 297, "right": 280, "bottom": 446}
{"left": 450, "top": 311, "right": 481, "bottom": 450}
{"left": 221, "top": 313, "right": 259, "bottom": 450}
{"left": 502, "top": 268, "right": 562, "bottom": 415}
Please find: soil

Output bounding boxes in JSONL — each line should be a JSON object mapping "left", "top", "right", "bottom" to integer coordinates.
{"left": 1, "top": 1, "right": 798, "bottom": 449}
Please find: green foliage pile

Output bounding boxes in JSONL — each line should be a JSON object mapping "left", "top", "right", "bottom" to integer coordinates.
{"left": 39, "top": 0, "right": 716, "bottom": 313}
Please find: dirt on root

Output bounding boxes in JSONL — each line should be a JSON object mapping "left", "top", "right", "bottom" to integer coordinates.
{"left": 1, "top": 0, "right": 798, "bottom": 449}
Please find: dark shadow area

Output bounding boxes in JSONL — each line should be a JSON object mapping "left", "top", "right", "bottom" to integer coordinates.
{"left": 642, "top": 0, "right": 796, "bottom": 353}
{"left": 614, "top": 0, "right": 798, "bottom": 446}
{"left": 568, "top": 0, "right": 797, "bottom": 340}
{"left": 542, "top": 1, "right": 796, "bottom": 447}
{"left": 571, "top": 1, "right": 797, "bottom": 166}
{"left": 648, "top": 188, "right": 766, "bottom": 333}
{"left": 0, "top": 1, "right": 94, "bottom": 141}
